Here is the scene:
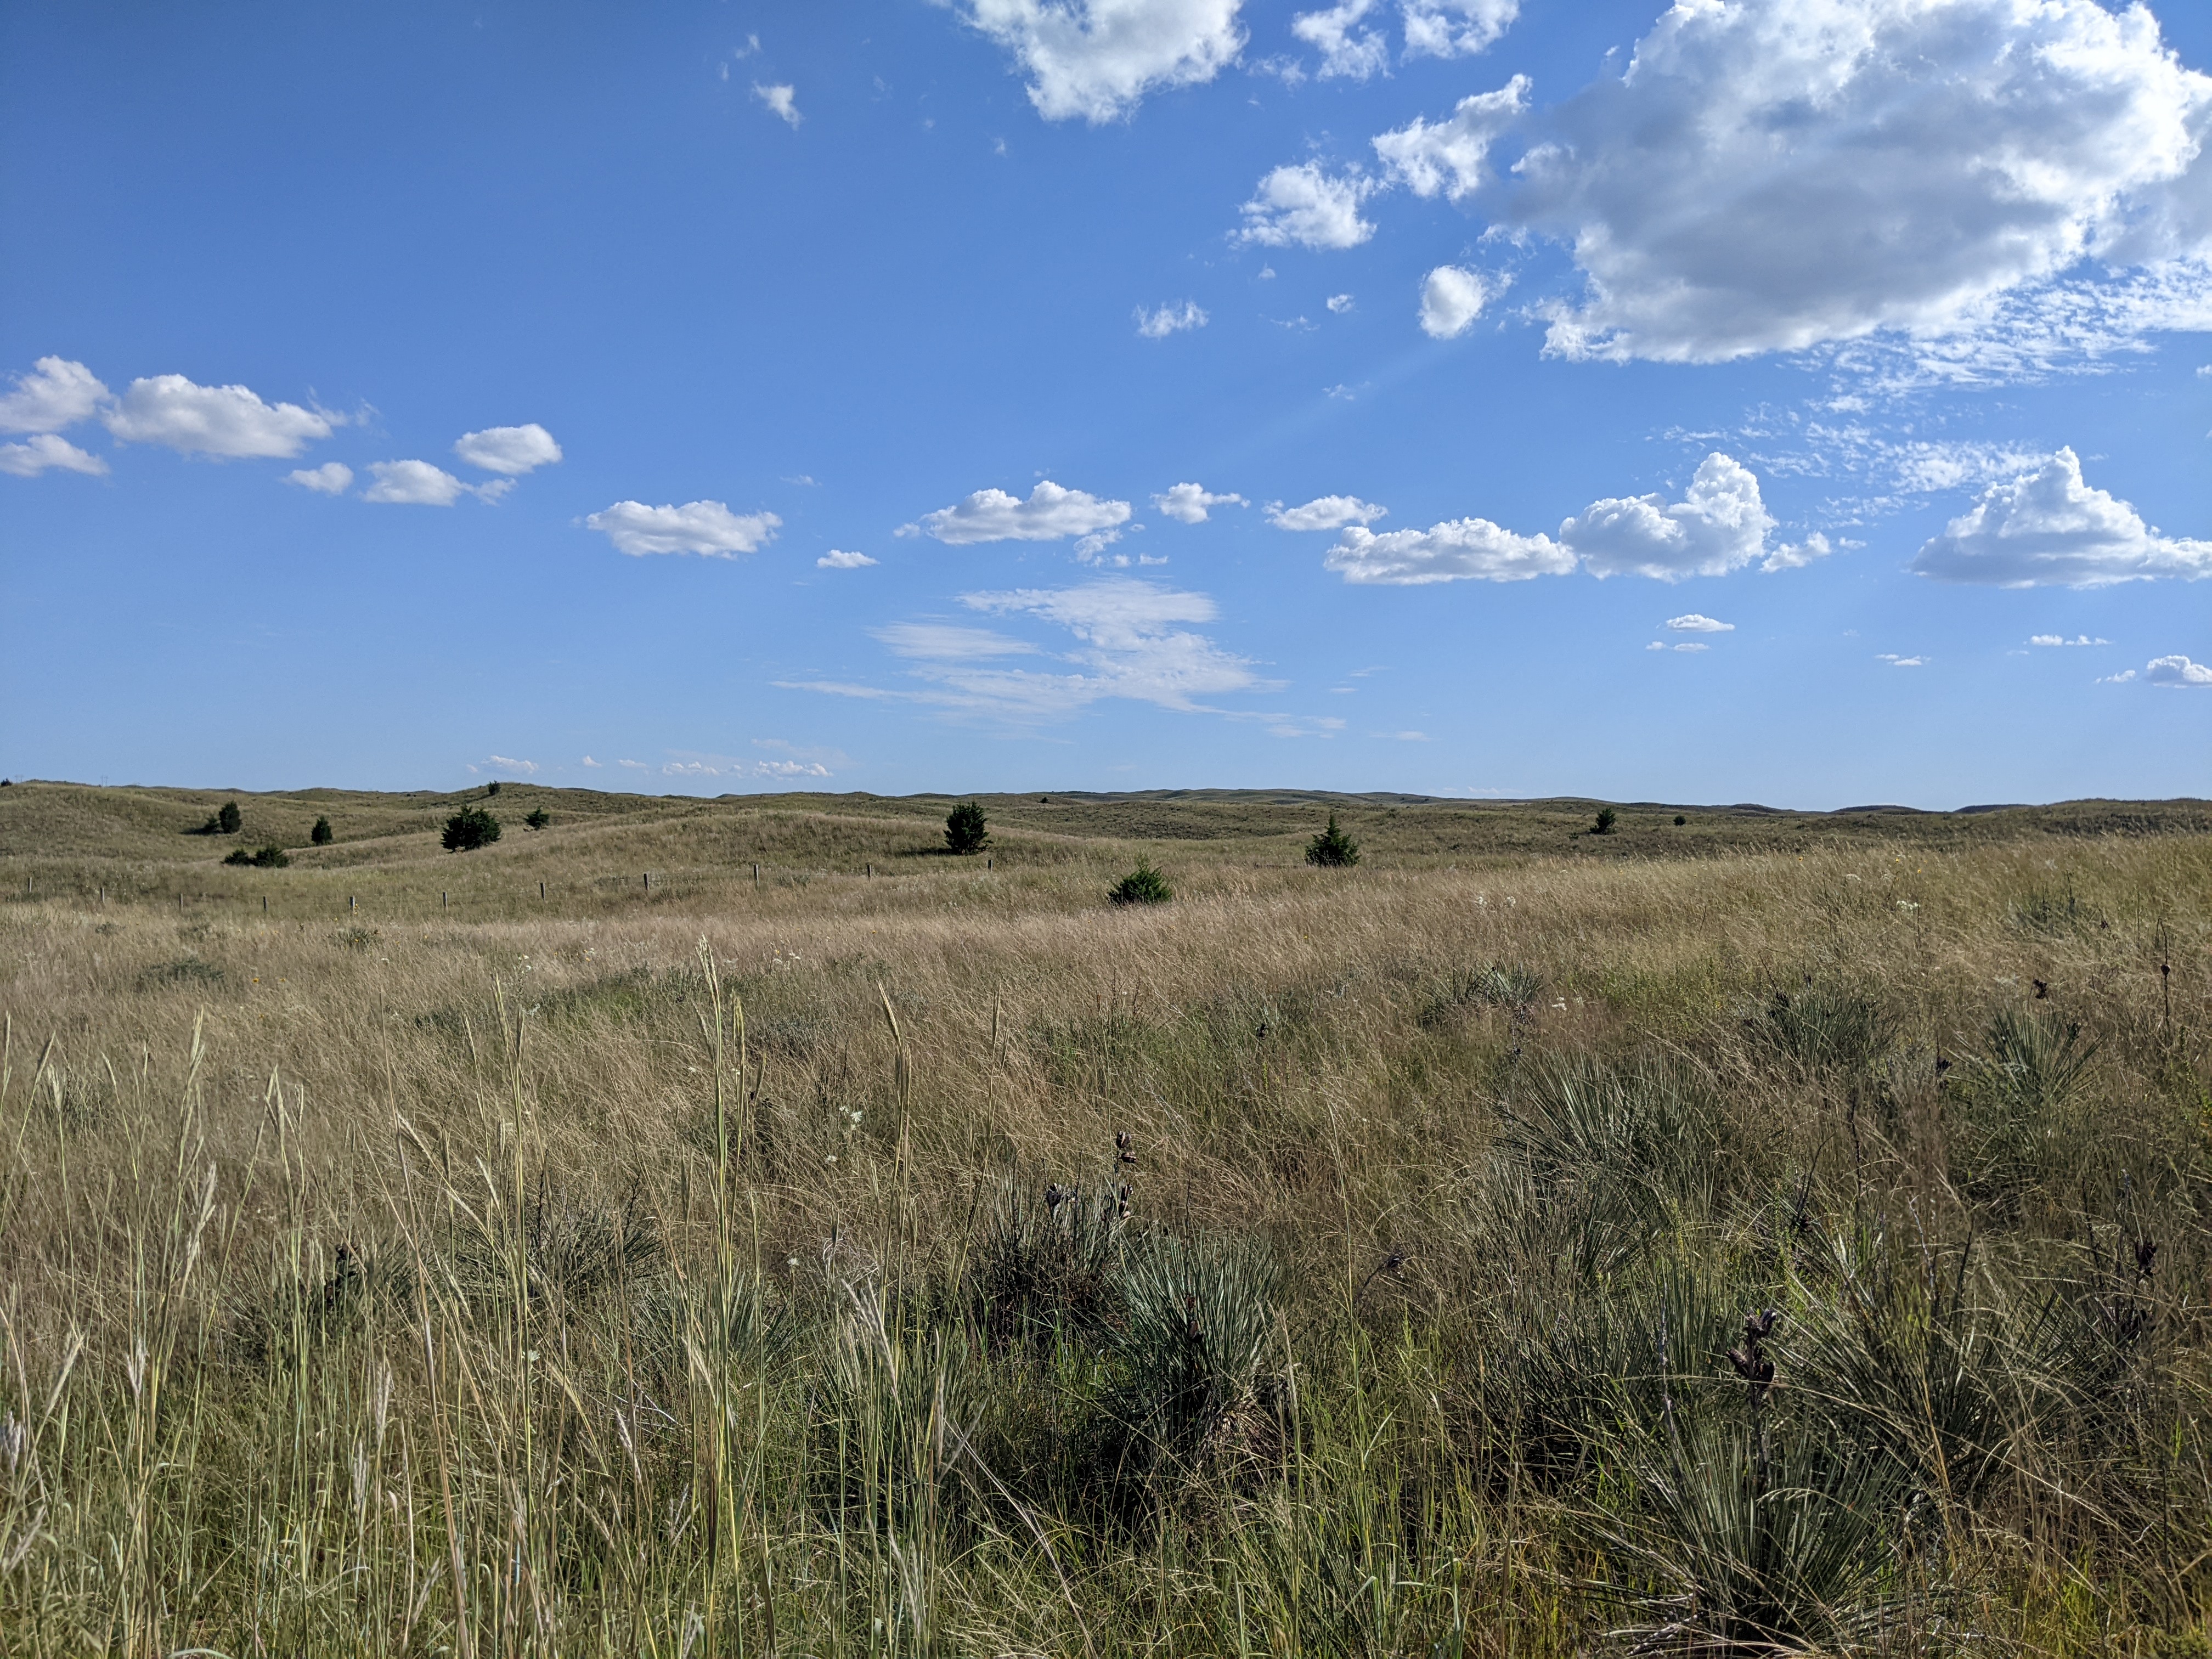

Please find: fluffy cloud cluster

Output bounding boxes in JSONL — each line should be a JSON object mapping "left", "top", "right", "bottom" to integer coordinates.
{"left": 286, "top": 462, "right": 353, "bottom": 494}
{"left": 1667, "top": 613, "right": 1733, "bottom": 633}
{"left": 1324, "top": 517, "right": 1572, "bottom": 584}
{"left": 1319, "top": 453, "right": 1816, "bottom": 583}
{"left": 960, "top": 0, "right": 1246, "bottom": 123}
{"left": 1267, "top": 494, "right": 1385, "bottom": 530}
{"left": 1237, "top": 76, "right": 1523, "bottom": 253}
{"left": 1136, "top": 299, "right": 1208, "bottom": 337}
{"left": 1402, "top": 0, "right": 1518, "bottom": 60}
{"left": 1289, "top": 0, "right": 1517, "bottom": 79}
{"left": 1153, "top": 482, "right": 1246, "bottom": 522}
{"left": 349, "top": 422, "right": 561, "bottom": 505}
{"left": 753, "top": 82, "right": 801, "bottom": 126}
{"left": 104, "top": 373, "right": 335, "bottom": 458}
{"left": 2147, "top": 654, "right": 2212, "bottom": 687}
{"left": 1238, "top": 163, "right": 1376, "bottom": 250}
{"left": 1911, "top": 449, "right": 2211, "bottom": 587}
{"left": 363, "top": 460, "right": 474, "bottom": 506}
{"left": 1243, "top": 0, "right": 2212, "bottom": 365}
{"left": 0, "top": 357, "right": 106, "bottom": 434}
{"left": 1562, "top": 453, "right": 1776, "bottom": 580}
{"left": 587, "top": 499, "right": 783, "bottom": 557}
{"left": 0, "top": 358, "right": 578, "bottom": 506}
{"left": 454, "top": 423, "right": 561, "bottom": 475}
{"left": 909, "top": 479, "right": 1131, "bottom": 544}
{"left": 1510, "top": 0, "right": 2212, "bottom": 362}
{"left": 818, "top": 549, "right": 878, "bottom": 568}
{"left": 1418, "top": 265, "right": 1496, "bottom": 338}
{"left": 1373, "top": 75, "right": 1527, "bottom": 201}
{"left": 0, "top": 433, "right": 107, "bottom": 478}
{"left": 1, "top": 358, "right": 360, "bottom": 476}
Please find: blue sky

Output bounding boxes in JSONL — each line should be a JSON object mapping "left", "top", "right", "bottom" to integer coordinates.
{"left": 3, "top": 0, "right": 2209, "bottom": 808}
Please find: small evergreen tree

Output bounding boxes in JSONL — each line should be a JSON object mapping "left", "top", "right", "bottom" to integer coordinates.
{"left": 945, "top": 800, "right": 990, "bottom": 855}
{"left": 1592, "top": 807, "right": 1618, "bottom": 836}
{"left": 1108, "top": 858, "right": 1173, "bottom": 906}
{"left": 224, "top": 844, "right": 290, "bottom": 868}
{"left": 217, "top": 800, "right": 242, "bottom": 834}
{"left": 524, "top": 808, "right": 551, "bottom": 831}
{"left": 442, "top": 805, "right": 503, "bottom": 852}
{"left": 311, "top": 816, "right": 334, "bottom": 845}
{"left": 1305, "top": 813, "right": 1361, "bottom": 867}
{"left": 486, "top": 781, "right": 502, "bottom": 797}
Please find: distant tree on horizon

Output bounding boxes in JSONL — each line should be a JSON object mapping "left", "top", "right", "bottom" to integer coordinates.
{"left": 1592, "top": 807, "right": 1618, "bottom": 836}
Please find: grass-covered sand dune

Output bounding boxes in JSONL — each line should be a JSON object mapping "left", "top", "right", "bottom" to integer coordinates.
{"left": 1, "top": 782, "right": 2209, "bottom": 1656}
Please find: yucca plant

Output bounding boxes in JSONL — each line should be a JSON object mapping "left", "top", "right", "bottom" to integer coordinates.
{"left": 1107, "top": 1231, "right": 1284, "bottom": 1483}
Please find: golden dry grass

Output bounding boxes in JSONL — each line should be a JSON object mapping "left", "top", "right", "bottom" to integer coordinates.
{"left": 0, "top": 782, "right": 2208, "bottom": 1656}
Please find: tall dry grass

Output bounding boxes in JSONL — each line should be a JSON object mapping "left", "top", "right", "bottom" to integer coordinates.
{"left": 1, "top": 822, "right": 2208, "bottom": 1655}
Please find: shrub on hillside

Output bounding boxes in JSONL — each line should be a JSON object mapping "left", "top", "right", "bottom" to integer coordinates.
{"left": 190, "top": 800, "right": 244, "bottom": 836}
{"left": 311, "top": 816, "right": 334, "bottom": 845}
{"left": 442, "top": 805, "right": 502, "bottom": 852}
{"left": 945, "top": 800, "right": 990, "bottom": 855}
{"left": 1591, "top": 806, "right": 1618, "bottom": 836}
{"left": 224, "top": 844, "right": 290, "bottom": 868}
{"left": 1108, "top": 858, "right": 1172, "bottom": 906}
{"left": 525, "top": 808, "right": 551, "bottom": 831}
{"left": 1305, "top": 813, "right": 1360, "bottom": 867}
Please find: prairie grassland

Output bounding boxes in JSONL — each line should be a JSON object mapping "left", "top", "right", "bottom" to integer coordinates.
{"left": 1, "top": 783, "right": 2210, "bottom": 1657}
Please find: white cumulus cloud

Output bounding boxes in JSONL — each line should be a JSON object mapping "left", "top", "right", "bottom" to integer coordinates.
{"left": 103, "top": 374, "right": 335, "bottom": 459}
{"left": 1373, "top": 75, "right": 1527, "bottom": 200}
{"left": 587, "top": 499, "right": 783, "bottom": 556}
{"left": 754, "top": 82, "right": 801, "bottom": 125}
{"left": 910, "top": 480, "right": 1131, "bottom": 545}
{"left": 362, "top": 460, "right": 471, "bottom": 506}
{"left": 1291, "top": 0, "right": 1387, "bottom": 81}
{"left": 454, "top": 424, "right": 562, "bottom": 475}
{"left": 1313, "top": 455, "right": 1809, "bottom": 584}
{"left": 485, "top": 754, "right": 539, "bottom": 776}
{"left": 1153, "top": 482, "right": 1246, "bottom": 523}
{"left": 1238, "top": 163, "right": 1376, "bottom": 250}
{"left": 1402, "top": 0, "right": 1519, "bottom": 60}
{"left": 818, "top": 549, "right": 878, "bottom": 568}
{"left": 1268, "top": 494, "right": 1387, "bottom": 531}
{"left": 1507, "top": 0, "right": 2212, "bottom": 364}
{"left": 0, "top": 357, "right": 108, "bottom": 433}
{"left": 1418, "top": 265, "right": 1496, "bottom": 338}
{"left": 1911, "top": 449, "right": 2212, "bottom": 587}
{"left": 1561, "top": 453, "right": 1776, "bottom": 580}
{"left": 958, "top": 0, "right": 1247, "bottom": 123}
{"left": 1323, "top": 518, "right": 1573, "bottom": 584}
{"left": 2146, "top": 654, "right": 2212, "bottom": 687}
{"left": 286, "top": 462, "right": 353, "bottom": 494}
{"left": 1666, "top": 613, "right": 1733, "bottom": 633}
{"left": 0, "top": 433, "right": 108, "bottom": 477}
{"left": 1136, "top": 300, "right": 1209, "bottom": 337}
